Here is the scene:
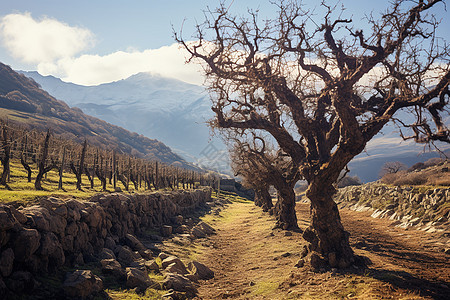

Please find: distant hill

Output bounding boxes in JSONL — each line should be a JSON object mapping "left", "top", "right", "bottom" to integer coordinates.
{"left": 0, "top": 62, "right": 193, "bottom": 168}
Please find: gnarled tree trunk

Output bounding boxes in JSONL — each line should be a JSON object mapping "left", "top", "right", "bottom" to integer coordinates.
{"left": 302, "top": 182, "right": 355, "bottom": 270}
{"left": 274, "top": 184, "right": 298, "bottom": 231}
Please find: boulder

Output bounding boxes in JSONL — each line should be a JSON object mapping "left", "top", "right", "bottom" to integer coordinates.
{"left": 101, "top": 259, "right": 126, "bottom": 279}
{"left": 163, "top": 273, "right": 198, "bottom": 297}
{"left": 0, "top": 206, "right": 18, "bottom": 231}
{"left": 124, "top": 233, "right": 146, "bottom": 251}
{"left": 145, "top": 259, "right": 160, "bottom": 272}
{"left": 13, "top": 228, "right": 40, "bottom": 262}
{"left": 0, "top": 248, "right": 14, "bottom": 277}
{"left": 37, "top": 232, "right": 65, "bottom": 268}
{"left": 99, "top": 248, "right": 116, "bottom": 260}
{"left": 158, "top": 252, "right": 170, "bottom": 260}
{"left": 115, "top": 245, "right": 139, "bottom": 265}
{"left": 191, "top": 226, "right": 207, "bottom": 239}
{"left": 139, "top": 249, "right": 153, "bottom": 260}
{"left": 161, "top": 225, "right": 173, "bottom": 237}
{"left": 161, "top": 256, "right": 187, "bottom": 275}
{"left": 63, "top": 270, "right": 103, "bottom": 299}
{"left": 187, "top": 261, "right": 214, "bottom": 280}
{"left": 104, "top": 236, "right": 116, "bottom": 250}
{"left": 126, "top": 267, "right": 154, "bottom": 289}
{"left": 5, "top": 271, "right": 36, "bottom": 293}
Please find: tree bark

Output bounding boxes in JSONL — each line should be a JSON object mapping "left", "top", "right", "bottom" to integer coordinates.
{"left": 302, "top": 182, "right": 355, "bottom": 270}
{"left": 20, "top": 155, "right": 32, "bottom": 182}
{"left": 273, "top": 185, "right": 298, "bottom": 230}
{"left": 255, "top": 187, "right": 273, "bottom": 212}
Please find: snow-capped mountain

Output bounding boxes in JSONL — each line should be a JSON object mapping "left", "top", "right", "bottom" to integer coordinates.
{"left": 21, "top": 71, "right": 447, "bottom": 182}
{"left": 21, "top": 71, "right": 220, "bottom": 164}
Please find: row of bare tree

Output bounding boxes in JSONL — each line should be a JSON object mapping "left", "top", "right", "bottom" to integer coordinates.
{"left": 0, "top": 122, "right": 214, "bottom": 192}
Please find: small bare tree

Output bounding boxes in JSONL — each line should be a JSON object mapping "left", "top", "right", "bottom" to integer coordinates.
{"left": 379, "top": 161, "right": 408, "bottom": 177}
{"left": 35, "top": 130, "right": 56, "bottom": 190}
{"left": 177, "top": 0, "right": 450, "bottom": 269}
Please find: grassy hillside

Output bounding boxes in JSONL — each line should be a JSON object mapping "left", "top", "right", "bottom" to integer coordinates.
{"left": 0, "top": 62, "right": 192, "bottom": 168}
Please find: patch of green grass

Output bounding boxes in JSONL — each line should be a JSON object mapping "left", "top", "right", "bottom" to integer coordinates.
{"left": 0, "top": 157, "right": 161, "bottom": 205}
{"left": 106, "top": 288, "right": 166, "bottom": 300}
{"left": 252, "top": 280, "right": 281, "bottom": 296}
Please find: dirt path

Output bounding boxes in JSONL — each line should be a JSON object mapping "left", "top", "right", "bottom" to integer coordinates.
{"left": 186, "top": 199, "right": 449, "bottom": 300}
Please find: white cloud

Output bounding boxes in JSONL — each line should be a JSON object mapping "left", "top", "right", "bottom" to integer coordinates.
{"left": 0, "top": 12, "right": 94, "bottom": 64}
{"left": 40, "top": 44, "right": 205, "bottom": 86}
{"left": 0, "top": 12, "right": 204, "bottom": 86}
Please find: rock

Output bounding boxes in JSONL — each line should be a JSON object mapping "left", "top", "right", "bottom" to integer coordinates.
{"left": 104, "top": 236, "right": 116, "bottom": 250}
{"left": 63, "top": 270, "right": 103, "bottom": 299}
{"left": 9, "top": 207, "right": 27, "bottom": 224}
{"left": 139, "top": 249, "right": 153, "bottom": 260}
{"left": 163, "top": 273, "right": 198, "bottom": 297}
{"left": 0, "top": 206, "right": 18, "bottom": 231}
{"left": 162, "top": 289, "right": 185, "bottom": 300}
{"left": 99, "top": 248, "right": 116, "bottom": 260}
{"left": 101, "top": 259, "right": 126, "bottom": 279}
{"left": 300, "top": 245, "right": 308, "bottom": 258}
{"left": 13, "top": 228, "right": 40, "bottom": 262}
{"left": 295, "top": 259, "right": 305, "bottom": 268}
{"left": 124, "top": 233, "right": 146, "bottom": 251}
{"left": 174, "top": 215, "right": 183, "bottom": 225}
{"left": 161, "top": 256, "right": 187, "bottom": 275}
{"left": 158, "top": 252, "right": 170, "bottom": 260}
{"left": 116, "top": 245, "right": 138, "bottom": 265}
{"left": 126, "top": 267, "right": 154, "bottom": 290}
{"left": 0, "top": 248, "right": 14, "bottom": 277}
{"left": 328, "top": 252, "right": 337, "bottom": 268}
{"left": 37, "top": 232, "right": 65, "bottom": 268}
{"left": 6, "top": 271, "right": 36, "bottom": 293}
{"left": 145, "top": 259, "right": 160, "bottom": 272}
{"left": 309, "top": 252, "right": 326, "bottom": 271}
{"left": 191, "top": 226, "right": 207, "bottom": 239}
{"left": 197, "top": 222, "right": 215, "bottom": 235}
{"left": 150, "top": 234, "right": 162, "bottom": 242}
{"left": 128, "top": 258, "right": 147, "bottom": 271}
{"left": 166, "top": 262, "right": 188, "bottom": 275}
{"left": 74, "top": 253, "right": 84, "bottom": 266}
{"left": 161, "top": 225, "right": 173, "bottom": 237}
{"left": 187, "top": 261, "right": 214, "bottom": 280}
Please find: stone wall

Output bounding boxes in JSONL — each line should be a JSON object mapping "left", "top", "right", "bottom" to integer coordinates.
{"left": 0, "top": 189, "right": 211, "bottom": 291}
{"left": 334, "top": 183, "right": 450, "bottom": 237}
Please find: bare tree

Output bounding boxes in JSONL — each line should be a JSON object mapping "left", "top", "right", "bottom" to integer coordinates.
{"left": 379, "top": 161, "right": 408, "bottom": 177}
{"left": 0, "top": 123, "right": 11, "bottom": 188}
{"left": 35, "top": 130, "right": 56, "bottom": 190}
{"left": 229, "top": 133, "right": 300, "bottom": 228}
{"left": 70, "top": 140, "right": 87, "bottom": 190}
{"left": 230, "top": 137, "right": 274, "bottom": 213}
{"left": 177, "top": 0, "right": 449, "bottom": 269}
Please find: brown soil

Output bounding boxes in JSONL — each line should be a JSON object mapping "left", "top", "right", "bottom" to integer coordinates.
{"left": 183, "top": 200, "right": 450, "bottom": 300}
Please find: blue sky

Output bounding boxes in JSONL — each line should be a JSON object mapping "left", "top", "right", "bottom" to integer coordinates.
{"left": 0, "top": 0, "right": 448, "bottom": 86}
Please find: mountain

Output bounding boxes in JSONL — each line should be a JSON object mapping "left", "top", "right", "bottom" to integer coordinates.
{"left": 20, "top": 71, "right": 217, "bottom": 160}
{"left": 0, "top": 62, "right": 192, "bottom": 168}
{"left": 20, "top": 71, "right": 448, "bottom": 182}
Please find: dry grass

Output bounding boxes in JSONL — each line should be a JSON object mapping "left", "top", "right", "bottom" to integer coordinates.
{"left": 379, "top": 160, "right": 449, "bottom": 187}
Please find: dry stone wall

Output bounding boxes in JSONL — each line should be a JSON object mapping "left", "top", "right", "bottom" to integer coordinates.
{"left": 334, "top": 183, "right": 450, "bottom": 242}
{"left": 0, "top": 189, "right": 211, "bottom": 293}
